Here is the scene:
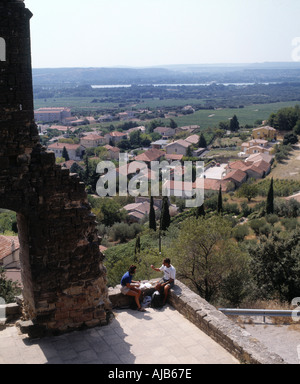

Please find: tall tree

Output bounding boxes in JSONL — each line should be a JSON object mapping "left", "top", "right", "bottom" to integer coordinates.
{"left": 217, "top": 185, "right": 223, "bottom": 214}
{"left": 149, "top": 196, "right": 157, "bottom": 231}
{"left": 169, "top": 119, "right": 177, "bottom": 129}
{"left": 196, "top": 204, "right": 205, "bottom": 218}
{"left": 186, "top": 145, "right": 193, "bottom": 157}
{"left": 248, "top": 229, "right": 300, "bottom": 302}
{"left": 236, "top": 182, "right": 258, "bottom": 202}
{"left": 134, "top": 234, "right": 141, "bottom": 261}
{"left": 62, "top": 146, "right": 70, "bottom": 161}
{"left": 266, "top": 177, "right": 274, "bottom": 214}
{"left": 198, "top": 133, "right": 207, "bottom": 148}
{"left": 171, "top": 216, "right": 249, "bottom": 302}
{"left": 229, "top": 115, "right": 240, "bottom": 132}
{"left": 160, "top": 197, "right": 171, "bottom": 231}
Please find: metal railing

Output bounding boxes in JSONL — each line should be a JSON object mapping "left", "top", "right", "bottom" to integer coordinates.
{"left": 219, "top": 308, "right": 300, "bottom": 323}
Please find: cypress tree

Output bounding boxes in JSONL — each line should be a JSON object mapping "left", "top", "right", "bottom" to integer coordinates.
{"left": 160, "top": 197, "right": 171, "bottom": 231}
{"left": 266, "top": 177, "right": 274, "bottom": 214}
{"left": 198, "top": 133, "right": 207, "bottom": 148}
{"left": 229, "top": 115, "right": 240, "bottom": 132}
{"left": 149, "top": 196, "right": 157, "bottom": 231}
{"left": 217, "top": 185, "right": 223, "bottom": 214}
{"left": 196, "top": 204, "right": 205, "bottom": 218}
{"left": 134, "top": 235, "right": 141, "bottom": 261}
{"left": 62, "top": 146, "right": 70, "bottom": 161}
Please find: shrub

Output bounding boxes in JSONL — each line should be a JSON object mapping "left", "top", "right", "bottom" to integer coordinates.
{"left": 259, "top": 223, "right": 273, "bottom": 236}
{"left": 274, "top": 198, "right": 300, "bottom": 218}
{"left": 281, "top": 217, "right": 299, "bottom": 231}
{"left": 233, "top": 224, "right": 250, "bottom": 242}
{"left": 265, "top": 214, "right": 279, "bottom": 225}
{"left": 249, "top": 218, "right": 267, "bottom": 235}
{"left": 223, "top": 203, "right": 240, "bottom": 215}
{"left": 241, "top": 201, "right": 253, "bottom": 217}
{"left": 109, "top": 223, "right": 142, "bottom": 243}
{"left": 0, "top": 267, "right": 21, "bottom": 303}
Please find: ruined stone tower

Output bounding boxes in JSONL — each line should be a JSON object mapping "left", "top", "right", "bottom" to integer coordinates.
{"left": 0, "top": 0, "right": 111, "bottom": 334}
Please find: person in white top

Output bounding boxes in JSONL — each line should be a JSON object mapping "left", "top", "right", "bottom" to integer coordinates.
{"left": 151, "top": 258, "right": 176, "bottom": 305}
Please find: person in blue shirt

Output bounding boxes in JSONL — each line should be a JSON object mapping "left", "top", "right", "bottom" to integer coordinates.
{"left": 120, "top": 265, "right": 146, "bottom": 312}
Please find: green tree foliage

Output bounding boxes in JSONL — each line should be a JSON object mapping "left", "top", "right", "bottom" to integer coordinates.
{"left": 81, "top": 157, "right": 101, "bottom": 194}
{"left": 248, "top": 229, "right": 300, "bottom": 302}
{"left": 283, "top": 132, "right": 298, "bottom": 145}
{"left": 219, "top": 121, "right": 229, "bottom": 130}
{"left": 236, "top": 182, "right": 258, "bottom": 202}
{"left": 198, "top": 133, "right": 207, "bottom": 148}
{"left": 160, "top": 197, "right": 171, "bottom": 231}
{"left": 170, "top": 216, "right": 249, "bottom": 302}
{"left": 70, "top": 162, "right": 84, "bottom": 179}
{"left": 169, "top": 119, "right": 177, "bottom": 129}
{"left": 232, "top": 223, "right": 249, "bottom": 242}
{"left": 186, "top": 146, "right": 193, "bottom": 157}
{"left": 134, "top": 234, "right": 141, "bottom": 260}
{"left": 229, "top": 115, "right": 239, "bottom": 132}
{"left": 266, "top": 178, "right": 274, "bottom": 214}
{"left": 0, "top": 210, "right": 18, "bottom": 234}
{"left": 149, "top": 196, "right": 157, "bottom": 231}
{"left": 217, "top": 185, "right": 223, "bottom": 214}
{"left": 268, "top": 105, "right": 300, "bottom": 131}
{"left": 109, "top": 222, "right": 142, "bottom": 243}
{"left": 62, "top": 146, "right": 70, "bottom": 161}
{"left": 89, "top": 196, "right": 128, "bottom": 227}
{"left": 220, "top": 269, "right": 251, "bottom": 307}
{"left": 196, "top": 204, "right": 205, "bottom": 218}
{"left": 0, "top": 267, "right": 21, "bottom": 304}
{"left": 256, "top": 178, "right": 300, "bottom": 198}
{"left": 293, "top": 120, "right": 300, "bottom": 135}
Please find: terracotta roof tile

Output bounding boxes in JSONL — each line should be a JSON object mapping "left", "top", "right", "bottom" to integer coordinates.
{"left": 0, "top": 236, "right": 20, "bottom": 261}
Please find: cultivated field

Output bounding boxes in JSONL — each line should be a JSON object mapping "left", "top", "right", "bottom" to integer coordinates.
{"left": 34, "top": 98, "right": 299, "bottom": 130}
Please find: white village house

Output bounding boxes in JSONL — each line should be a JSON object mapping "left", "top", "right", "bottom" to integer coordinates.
{"left": 48, "top": 142, "right": 85, "bottom": 161}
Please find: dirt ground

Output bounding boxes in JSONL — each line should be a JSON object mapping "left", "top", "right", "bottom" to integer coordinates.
{"left": 269, "top": 143, "right": 300, "bottom": 181}
{"left": 235, "top": 317, "right": 300, "bottom": 364}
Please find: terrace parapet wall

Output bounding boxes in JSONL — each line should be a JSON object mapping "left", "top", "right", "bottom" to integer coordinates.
{"left": 109, "top": 279, "right": 286, "bottom": 365}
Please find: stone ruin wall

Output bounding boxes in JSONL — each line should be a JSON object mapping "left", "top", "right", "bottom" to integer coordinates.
{"left": 0, "top": 0, "right": 111, "bottom": 334}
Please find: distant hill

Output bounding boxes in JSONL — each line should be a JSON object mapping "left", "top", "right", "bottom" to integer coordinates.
{"left": 32, "top": 67, "right": 174, "bottom": 87}
{"left": 32, "top": 62, "right": 300, "bottom": 88}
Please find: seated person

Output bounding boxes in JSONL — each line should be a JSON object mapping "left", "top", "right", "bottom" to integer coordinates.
{"left": 120, "top": 265, "right": 146, "bottom": 312}
{"left": 151, "top": 258, "right": 176, "bottom": 305}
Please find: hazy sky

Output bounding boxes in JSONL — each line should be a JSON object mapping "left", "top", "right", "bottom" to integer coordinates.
{"left": 25, "top": 0, "right": 300, "bottom": 68}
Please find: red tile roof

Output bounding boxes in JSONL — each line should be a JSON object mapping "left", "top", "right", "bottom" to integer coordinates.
{"left": 104, "top": 145, "right": 120, "bottom": 153}
{"left": 135, "top": 148, "right": 165, "bottom": 162}
{"left": 0, "top": 236, "right": 20, "bottom": 261}
{"left": 48, "top": 142, "right": 81, "bottom": 150}
{"left": 109, "top": 131, "right": 127, "bottom": 137}
{"left": 203, "top": 178, "right": 231, "bottom": 192}
{"left": 224, "top": 169, "right": 247, "bottom": 183}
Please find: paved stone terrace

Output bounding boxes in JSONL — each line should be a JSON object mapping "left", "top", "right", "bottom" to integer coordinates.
{"left": 0, "top": 305, "right": 239, "bottom": 364}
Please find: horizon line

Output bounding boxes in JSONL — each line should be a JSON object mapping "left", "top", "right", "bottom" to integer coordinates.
{"left": 31, "top": 61, "right": 300, "bottom": 70}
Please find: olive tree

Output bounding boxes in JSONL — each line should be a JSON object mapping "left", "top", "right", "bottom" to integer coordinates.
{"left": 170, "top": 216, "right": 249, "bottom": 302}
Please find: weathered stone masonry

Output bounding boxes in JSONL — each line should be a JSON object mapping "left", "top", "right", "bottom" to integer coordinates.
{"left": 0, "top": 0, "right": 111, "bottom": 334}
